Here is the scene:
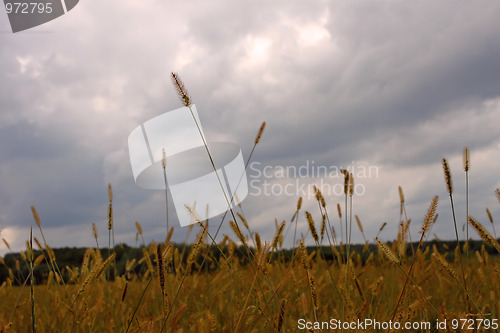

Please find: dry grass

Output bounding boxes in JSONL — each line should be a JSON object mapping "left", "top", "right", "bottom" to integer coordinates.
{"left": 1, "top": 136, "right": 499, "bottom": 333}
{"left": 1, "top": 189, "right": 498, "bottom": 332}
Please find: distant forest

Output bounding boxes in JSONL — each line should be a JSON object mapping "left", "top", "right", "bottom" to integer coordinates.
{"left": 0, "top": 240, "right": 497, "bottom": 285}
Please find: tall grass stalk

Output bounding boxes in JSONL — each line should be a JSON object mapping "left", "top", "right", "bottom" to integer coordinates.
{"left": 464, "top": 147, "right": 470, "bottom": 249}
{"left": 170, "top": 73, "right": 261, "bottom": 271}
{"left": 399, "top": 186, "right": 414, "bottom": 256}
{"left": 170, "top": 74, "right": 282, "bottom": 317}
{"left": 486, "top": 208, "right": 496, "bottom": 238}
{"left": 315, "top": 188, "right": 336, "bottom": 247}
{"left": 107, "top": 183, "right": 116, "bottom": 279}
{"left": 29, "top": 227, "right": 36, "bottom": 333}
{"left": 442, "top": 157, "right": 470, "bottom": 311}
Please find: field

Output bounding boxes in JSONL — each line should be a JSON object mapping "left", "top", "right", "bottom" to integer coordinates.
{"left": 1, "top": 130, "right": 500, "bottom": 333}
{"left": 1, "top": 180, "right": 500, "bottom": 332}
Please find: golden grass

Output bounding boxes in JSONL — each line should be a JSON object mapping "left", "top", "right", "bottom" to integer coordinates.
{"left": 1, "top": 140, "right": 499, "bottom": 332}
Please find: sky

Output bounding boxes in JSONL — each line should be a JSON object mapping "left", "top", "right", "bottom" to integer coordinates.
{"left": 1, "top": 0, "right": 500, "bottom": 255}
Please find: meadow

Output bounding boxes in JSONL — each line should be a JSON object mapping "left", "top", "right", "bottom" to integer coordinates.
{"left": 1, "top": 76, "right": 499, "bottom": 332}
{"left": 0, "top": 161, "right": 499, "bottom": 332}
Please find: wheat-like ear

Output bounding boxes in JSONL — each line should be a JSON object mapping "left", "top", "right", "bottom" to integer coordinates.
{"left": 255, "top": 232, "right": 262, "bottom": 252}
{"left": 34, "top": 237, "right": 43, "bottom": 251}
{"left": 135, "top": 221, "right": 143, "bottom": 236}
{"left": 496, "top": 188, "right": 500, "bottom": 204}
{"left": 398, "top": 186, "right": 405, "bottom": 204}
{"left": 320, "top": 214, "right": 327, "bottom": 240}
{"left": 349, "top": 173, "right": 354, "bottom": 196}
{"left": 341, "top": 169, "right": 349, "bottom": 196}
{"left": 237, "top": 212, "right": 249, "bottom": 231}
{"left": 255, "top": 121, "right": 266, "bottom": 145}
{"left": 108, "top": 183, "right": 113, "bottom": 203}
{"left": 186, "top": 228, "right": 206, "bottom": 269}
{"left": 463, "top": 147, "right": 470, "bottom": 172}
{"left": 229, "top": 220, "right": 246, "bottom": 246}
{"left": 108, "top": 204, "right": 113, "bottom": 231}
{"left": 305, "top": 212, "right": 319, "bottom": 242}
{"left": 442, "top": 158, "right": 453, "bottom": 194}
{"left": 316, "top": 188, "right": 326, "bottom": 208}
{"left": 272, "top": 221, "right": 285, "bottom": 249}
{"left": 486, "top": 208, "right": 493, "bottom": 224}
{"left": 355, "top": 215, "right": 363, "bottom": 234}
{"left": 421, "top": 196, "right": 439, "bottom": 235}
{"left": 2, "top": 238, "right": 10, "bottom": 251}
{"left": 31, "top": 206, "right": 41, "bottom": 228}
{"left": 299, "top": 241, "right": 308, "bottom": 270}
{"left": 375, "top": 238, "right": 399, "bottom": 264}
{"left": 309, "top": 275, "right": 318, "bottom": 310}
{"left": 432, "top": 250, "right": 459, "bottom": 281}
{"left": 92, "top": 223, "right": 98, "bottom": 240}
{"left": 295, "top": 197, "right": 303, "bottom": 211}
{"left": 468, "top": 216, "right": 500, "bottom": 253}
{"left": 171, "top": 72, "right": 191, "bottom": 106}
{"left": 157, "top": 244, "right": 165, "bottom": 297}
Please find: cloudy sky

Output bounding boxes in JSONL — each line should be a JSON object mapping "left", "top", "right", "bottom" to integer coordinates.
{"left": 1, "top": 0, "right": 499, "bottom": 255}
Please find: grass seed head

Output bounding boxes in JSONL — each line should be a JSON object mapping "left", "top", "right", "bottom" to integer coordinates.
{"left": 305, "top": 211, "right": 319, "bottom": 243}
{"left": 442, "top": 158, "right": 453, "bottom": 194}
{"left": 272, "top": 221, "right": 285, "bottom": 249}
{"left": 356, "top": 215, "right": 363, "bottom": 233}
{"left": 349, "top": 173, "right": 354, "bottom": 196}
{"left": 3, "top": 238, "right": 11, "bottom": 250}
{"left": 166, "top": 227, "right": 174, "bottom": 244}
{"left": 92, "top": 223, "right": 98, "bottom": 240}
{"left": 320, "top": 214, "right": 326, "bottom": 241}
{"left": 463, "top": 147, "right": 470, "bottom": 172}
{"left": 25, "top": 241, "right": 33, "bottom": 261}
{"left": 108, "top": 183, "right": 113, "bottom": 203}
{"left": 309, "top": 275, "right": 318, "bottom": 310}
{"left": 255, "top": 121, "right": 266, "bottom": 145}
{"left": 398, "top": 186, "right": 405, "bottom": 204}
{"left": 341, "top": 169, "right": 349, "bottom": 196}
{"left": 229, "top": 220, "right": 246, "bottom": 246}
{"left": 297, "top": 197, "right": 303, "bottom": 210}
{"left": 421, "top": 196, "right": 439, "bottom": 235}
{"left": 157, "top": 244, "right": 165, "bottom": 296}
{"left": 375, "top": 238, "right": 400, "bottom": 264}
{"left": 108, "top": 204, "right": 113, "bottom": 230}
{"left": 237, "top": 212, "right": 249, "bottom": 231}
{"left": 432, "top": 250, "right": 459, "bottom": 281}
{"left": 171, "top": 72, "right": 191, "bottom": 106}
{"left": 31, "top": 206, "right": 41, "bottom": 228}
{"left": 299, "top": 241, "right": 308, "bottom": 270}
{"left": 135, "top": 221, "right": 143, "bottom": 236}
{"left": 255, "top": 232, "right": 262, "bottom": 252}
{"left": 486, "top": 208, "right": 493, "bottom": 224}
{"left": 468, "top": 216, "right": 500, "bottom": 253}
